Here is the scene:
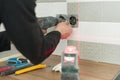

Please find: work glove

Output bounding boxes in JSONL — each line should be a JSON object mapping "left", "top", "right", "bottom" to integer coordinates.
{"left": 52, "top": 63, "right": 61, "bottom": 72}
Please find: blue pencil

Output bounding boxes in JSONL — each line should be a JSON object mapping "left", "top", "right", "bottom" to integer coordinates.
{"left": 1, "top": 63, "right": 32, "bottom": 76}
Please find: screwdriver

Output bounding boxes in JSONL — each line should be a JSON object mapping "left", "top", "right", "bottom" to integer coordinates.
{"left": 0, "top": 66, "right": 15, "bottom": 72}
{"left": 15, "top": 64, "right": 46, "bottom": 75}
{"left": 1, "top": 63, "right": 32, "bottom": 76}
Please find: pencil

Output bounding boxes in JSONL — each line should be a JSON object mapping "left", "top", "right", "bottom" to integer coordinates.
{"left": 15, "top": 64, "right": 46, "bottom": 75}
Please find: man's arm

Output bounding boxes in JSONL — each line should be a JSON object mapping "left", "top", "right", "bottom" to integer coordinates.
{"left": 2, "top": 0, "right": 61, "bottom": 64}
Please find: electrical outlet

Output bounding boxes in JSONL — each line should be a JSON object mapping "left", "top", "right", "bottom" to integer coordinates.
{"left": 56, "top": 14, "right": 78, "bottom": 28}
{"left": 68, "top": 14, "right": 78, "bottom": 28}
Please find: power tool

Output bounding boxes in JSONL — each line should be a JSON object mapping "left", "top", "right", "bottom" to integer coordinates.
{"left": 37, "top": 16, "right": 59, "bottom": 30}
{"left": 37, "top": 15, "right": 78, "bottom": 30}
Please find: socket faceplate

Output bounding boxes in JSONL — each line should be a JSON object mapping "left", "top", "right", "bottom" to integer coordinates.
{"left": 56, "top": 14, "right": 78, "bottom": 28}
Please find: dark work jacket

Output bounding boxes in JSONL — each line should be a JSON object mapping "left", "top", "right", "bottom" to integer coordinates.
{"left": 0, "top": 0, "right": 61, "bottom": 64}
{"left": 0, "top": 31, "right": 11, "bottom": 52}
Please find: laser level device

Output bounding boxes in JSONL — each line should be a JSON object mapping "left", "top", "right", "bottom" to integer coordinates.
{"left": 61, "top": 46, "right": 80, "bottom": 80}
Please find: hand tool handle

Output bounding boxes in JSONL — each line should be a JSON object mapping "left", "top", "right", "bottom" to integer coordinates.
{"left": 15, "top": 64, "right": 46, "bottom": 75}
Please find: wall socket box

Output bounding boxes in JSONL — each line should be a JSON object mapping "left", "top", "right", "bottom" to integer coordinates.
{"left": 56, "top": 14, "right": 78, "bottom": 28}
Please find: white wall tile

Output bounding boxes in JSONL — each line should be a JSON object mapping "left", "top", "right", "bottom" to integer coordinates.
{"left": 35, "top": 3, "right": 67, "bottom": 17}
{"left": 68, "top": 21, "right": 120, "bottom": 45}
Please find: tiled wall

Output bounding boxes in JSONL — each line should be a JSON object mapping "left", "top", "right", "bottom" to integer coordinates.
{"left": 68, "top": 2, "right": 120, "bottom": 22}
{"left": 67, "top": 1, "right": 120, "bottom": 65}
{"left": 68, "top": 40, "right": 120, "bottom": 65}
{"left": 67, "top": 3, "right": 78, "bottom": 15}
{"left": 80, "top": 2, "right": 120, "bottom": 22}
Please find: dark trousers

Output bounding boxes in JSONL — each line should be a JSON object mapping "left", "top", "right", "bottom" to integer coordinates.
{"left": 0, "top": 31, "right": 11, "bottom": 52}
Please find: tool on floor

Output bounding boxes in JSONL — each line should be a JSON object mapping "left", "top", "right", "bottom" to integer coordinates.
{"left": 15, "top": 64, "right": 46, "bottom": 75}
{"left": 0, "top": 66, "right": 15, "bottom": 73}
{"left": 0, "top": 63, "right": 32, "bottom": 76}
{"left": 6, "top": 58, "right": 29, "bottom": 66}
{"left": 0, "top": 65, "right": 14, "bottom": 68}
{"left": 0, "top": 58, "right": 29, "bottom": 75}
{"left": 61, "top": 46, "right": 80, "bottom": 80}
{"left": 52, "top": 63, "right": 61, "bottom": 72}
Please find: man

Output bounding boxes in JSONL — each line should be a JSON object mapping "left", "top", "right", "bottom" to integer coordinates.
{"left": 0, "top": 0, "right": 72, "bottom": 64}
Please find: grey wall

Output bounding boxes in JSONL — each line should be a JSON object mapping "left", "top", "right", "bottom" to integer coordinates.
{"left": 68, "top": 40, "right": 120, "bottom": 64}
{"left": 67, "top": 3, "right": 78, "bottom": 15}
{"left": 80, "top": 2, "right": 120, "bottom": 22}
{"left": 67, "top": 1, "right": 120, "bottom": 65}
{"left": 68, "top": 2, "right": 120, "bottom": 22}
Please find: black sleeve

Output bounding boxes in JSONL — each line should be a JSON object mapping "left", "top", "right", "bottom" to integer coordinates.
{"left": 2, "top": 0, "right": 61, "bottom": 64}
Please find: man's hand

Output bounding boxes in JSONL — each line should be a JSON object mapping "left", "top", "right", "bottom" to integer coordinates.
{"left": 55, "top": 21, "right": 72, "bottom": 39}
